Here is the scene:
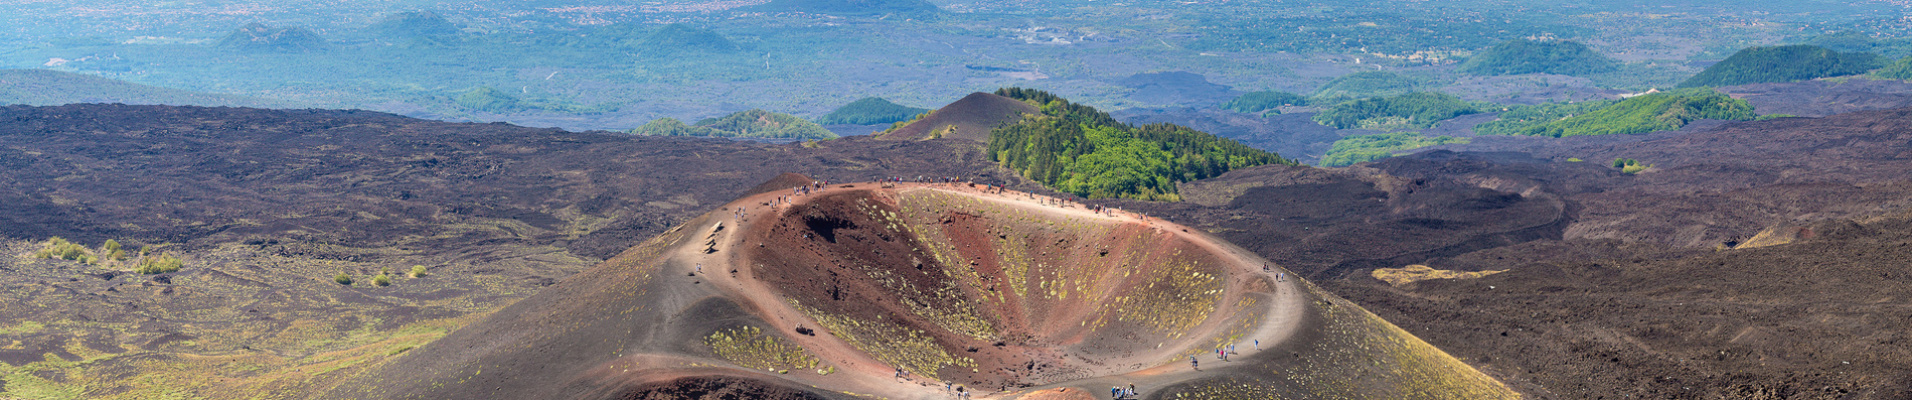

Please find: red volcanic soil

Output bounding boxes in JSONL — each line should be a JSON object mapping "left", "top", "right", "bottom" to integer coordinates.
{"left": 881, "top": 92, "right": 1037, "bottom": 142}
{"left": 327, "top": 181, "right": 1512, "bottom": 399}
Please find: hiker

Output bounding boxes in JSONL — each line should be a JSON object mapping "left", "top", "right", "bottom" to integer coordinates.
{"left": 1254, "top": 339, "right": 1260, "bottom": 350}
{"left": 1111, "top": 387, "right": 1121, "bottom": 399}
{"left": 1278, "top": 272, "right": 1286, "bottom": 282}
{"left": 1190, "top": 356, "right": 1198, "bottom": 370}
{"left": 1129, "top": 384, "right": 1137, "bottom": 398}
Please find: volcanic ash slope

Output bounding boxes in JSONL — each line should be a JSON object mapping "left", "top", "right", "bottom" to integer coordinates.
{"left": 324, "top": 181, "right": 1517, "bottom": 399}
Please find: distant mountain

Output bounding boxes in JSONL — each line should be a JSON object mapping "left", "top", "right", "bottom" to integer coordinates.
{"left": 634, "top": 110, "right": 835, "bottom": 139}
{"left": 370, "top": 11, "right": 459, "bottom": 44}
{"left": 641, "top": 23, "right": 740, "bottom": 54}
{"left": 218, "top": 23, "right": 327, "bottom": 52}
{"left": 816, "top": 97, "right": 929, "bottom": 125}
{"left": 743, "top": 0, "right": 940, "bottom": 17}
{"left": 0, "top": 69, "right": 292, "bottom": 108}
{"left": 1679, "top": 45, "right": 1885, "bottom": 88}
{"left": 1458, "top": 39, "right": 1619, "bottom": 76}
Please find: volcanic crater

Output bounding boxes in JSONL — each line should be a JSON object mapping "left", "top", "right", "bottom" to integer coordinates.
{"left": 328, "top": 179, "right": 1514, "bottom": 399}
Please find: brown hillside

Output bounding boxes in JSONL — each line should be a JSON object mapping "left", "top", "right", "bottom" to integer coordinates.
{"left": 1112, "top": 106, "right": 1912, "bottom": 398}
{"left": 880, "top": 92, "right": 1037, "bottom": 142}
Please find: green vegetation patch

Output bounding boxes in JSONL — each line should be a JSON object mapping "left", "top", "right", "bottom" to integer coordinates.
{"left": 1871, "top": 57, "right": 1912, "bottom": 80}
{"left": 1678, "top": 45, "right": 1886, "bottom": 88}
{"left": 988, "top": 88, "right": 1292, "bottom": 201}
{"left": 816, "top": 97, "right": 930, "bottom": 125}
{"left": 1313, "top": 92, "right": 1478, "bottom": 130}
{"left": 455, "top": 86, "right": 522, "bottom": 112}
{"left": 634, "top": 110, "right": 837, "bottom": 140}
{"left": 1478, "top": 88, "right": 1753, "bottom": 137}
{"left": 1458, "top": 39, "right": 1619, "bottom": 76}
{"left": 1222, "top": 91, "right": 1308, "bottom": 114}
{"left": 1315, "top": 71, "right": 1419, "bottom": 99}
{"left": 1472, "top": 100, "right": 1616, "bottom": 136}
{"left": 1320, "top": 132, "right": 1467, "bottom": 167}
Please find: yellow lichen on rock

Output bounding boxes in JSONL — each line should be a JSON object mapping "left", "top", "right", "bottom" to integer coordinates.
{"left": 704, "top": 326, "right": 821, "bottom": 373}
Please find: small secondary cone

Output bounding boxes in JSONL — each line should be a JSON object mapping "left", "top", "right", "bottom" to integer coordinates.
{"left": 881, "top": 92, "right": 1037, "bottom": 142}
{"left": 322, "top": 176, "right": 1518, "bottom": 399}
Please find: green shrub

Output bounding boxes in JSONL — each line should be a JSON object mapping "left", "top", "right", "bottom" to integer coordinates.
{"left": 34, "top": 237, "right": 96, "bottom": 263}
{"left": 334, "top": 273, "right": 354, "bottom": 285}
{"left": 134, "top": 253, "right": 183, "bottom": 274}
{"left": 373, "top": 273, "right": 392, "bottom": 287}
{"left": 410, "top": 265, "right": 428, "bottom": 278}
{"left": 1612, "top": 158, "right": 1651, "bottom": 174}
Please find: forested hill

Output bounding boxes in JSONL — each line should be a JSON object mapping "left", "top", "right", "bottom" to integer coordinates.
{"left": 1458, "top": 39, "right": 1619, "bottom": 76}
{"left": 631, "top": 109, "right": 836, "bottom": 139}
{"left": 988, "top": 88, "right": 1293, "bottom": 201}
{"left": 1474, "top": 88, "right": 1755, "bottom": 137}
{"left": 1679, "top": 45, "right": 1885, "bottom": 87}
{"left": 817, "top": 97, "right": 929, "bottom": 125}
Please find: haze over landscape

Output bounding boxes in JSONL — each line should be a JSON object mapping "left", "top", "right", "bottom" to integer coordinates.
{"left": 4, "top": 0, "right": 1912, "bottom": 399}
